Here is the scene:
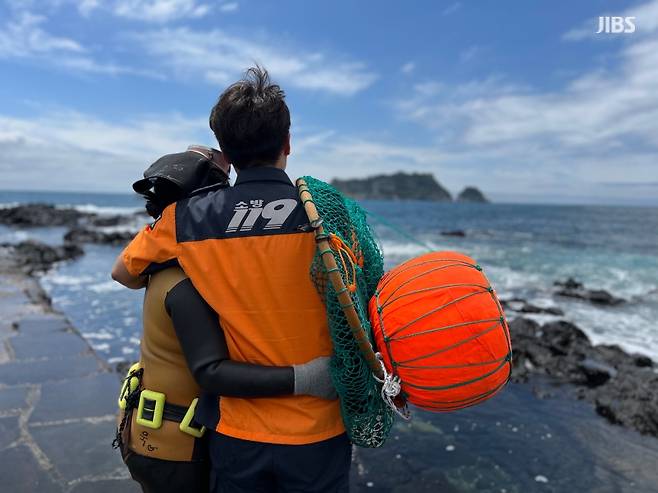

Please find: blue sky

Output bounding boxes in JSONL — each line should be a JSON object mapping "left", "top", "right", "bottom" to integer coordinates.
{"left": 1, "top": 0, "right": 657, "bottom": 205}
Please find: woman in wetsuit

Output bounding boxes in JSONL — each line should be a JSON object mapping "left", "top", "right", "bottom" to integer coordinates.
{"left": 114, "top": 147, "right": 334, "bottom": 493}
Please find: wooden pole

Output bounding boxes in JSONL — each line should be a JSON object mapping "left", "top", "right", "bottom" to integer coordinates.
{"left": 297, "top": 179, "right": 384, "bottom": 380}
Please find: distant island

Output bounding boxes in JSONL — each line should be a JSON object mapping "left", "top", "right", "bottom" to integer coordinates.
{"left": 457, "top": 186, "right": 489, "bottom": 203}
{"left": 331, "top": 172, "right": 488, "bottom": 203}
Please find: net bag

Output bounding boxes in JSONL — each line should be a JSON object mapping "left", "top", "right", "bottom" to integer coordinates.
{"left": 297, "top": 177, "right": 395, "bottom": 448}
{"left": 369, "top": 251, "right": 512, "bottom": 412}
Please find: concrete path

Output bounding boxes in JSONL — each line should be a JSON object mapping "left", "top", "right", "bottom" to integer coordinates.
{"left": 0, "top": 262, "right": 139, "bottom": 492}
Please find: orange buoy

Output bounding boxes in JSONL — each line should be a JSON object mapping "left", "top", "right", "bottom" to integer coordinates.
{"left": 369, "top": 251, "right": 512, "bottom": 412}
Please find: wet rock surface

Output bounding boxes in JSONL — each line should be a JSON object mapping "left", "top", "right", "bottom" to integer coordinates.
{"left": 0, "top": 251, "right": 138, "bottom": 492}
{"left": 0, "top": 203, "right": 139, "bottom": 229}
{"left": 0, "top": 204, "right": 86, "bottom": 227}
{"left": 500, "top": 298, "right": 564, "bottom": 316}
{"left": 554, "top": 277, "right": 625, "bottom": 305}
{"left": 1, "top": 204, "right": 142, "bottom": 248}
{"left": 64, "top": 228, "right": 134, "bottom": 246}
{"left": 2, "top": 240, "right": 84, "bottom": 274}
{"left": 509, "top": 316, "right": 658, "bottom": 437}
{"left": 440, "top": 230, "right": 466, "bottom": 237}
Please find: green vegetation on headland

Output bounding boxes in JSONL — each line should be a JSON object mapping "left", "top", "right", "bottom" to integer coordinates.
{"left": 331, "top": 172, "right": 489, "bottom": 202}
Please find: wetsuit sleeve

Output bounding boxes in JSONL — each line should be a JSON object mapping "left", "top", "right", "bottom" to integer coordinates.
{"left": 164, "top": 278, "right": 295, "bottom": 397}
{"left": 122, "top": 204, "right": 179, "bottom": 277}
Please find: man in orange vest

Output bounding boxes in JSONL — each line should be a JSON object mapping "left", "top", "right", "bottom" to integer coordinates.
{"left": 113, "top": 66, "right": 350, "bottom": 492}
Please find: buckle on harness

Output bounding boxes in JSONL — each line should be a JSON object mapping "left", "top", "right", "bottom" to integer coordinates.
{"left": 179, "top": 398, "right": 206, "bottom": 438}
{"left": 118, "top": 363, "right": 141, "bottom": 410}
{"left": 136, "top": 389, "right": 166, "bottom": 429}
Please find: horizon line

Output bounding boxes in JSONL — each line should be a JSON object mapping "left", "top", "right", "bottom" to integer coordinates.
{"left": 1, "top": 188, "right": 657, "bottom": 209}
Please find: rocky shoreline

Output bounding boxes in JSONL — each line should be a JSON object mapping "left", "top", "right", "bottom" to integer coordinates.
{"left": 1, "top": 204, "right": 143, "bottom": 273}
{"left": 508, "top": 317, "right": 657, "bottom": 437}
{"left": 0, "top": 225, "right": 138, "bottom": 491}
{"left": 2, "top": 203, "right": 657, "bottom": 442}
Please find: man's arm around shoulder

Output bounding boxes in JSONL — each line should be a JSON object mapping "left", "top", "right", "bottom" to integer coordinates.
{"left": 111, "top": 254, "right": 147, "bottom": 289}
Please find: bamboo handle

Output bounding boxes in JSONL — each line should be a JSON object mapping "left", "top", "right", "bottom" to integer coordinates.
{"left": 297, "top": 179, "right": 384, "bottom": 380}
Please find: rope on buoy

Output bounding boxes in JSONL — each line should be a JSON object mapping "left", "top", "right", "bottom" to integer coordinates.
{"left": 374, "top": 353, "right": 411, "bottom": 421}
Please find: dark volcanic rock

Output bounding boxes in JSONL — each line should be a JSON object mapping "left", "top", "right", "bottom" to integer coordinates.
{"left": 0, "top": 204, "right": 139, "bottom": 229}
{"left": 555, "top": 277, "right": 583, "bottom": 290}
{"left": 0, "top": 204, "right": 85, "bottom": 227}
{"left": 64, "top": 228, "right": 134, "bottom": 246}
{"left": 554, "top": 278, "right": 625, "bottom": 306}
{"left": 440, "top": 230, "right": 466, "bottom": 237}
{"left": 501, "top": 298, "right": 564, "bottom": 316}
{"left": 331, "top": 172, "right": 452, "bottom": 202}
{"left": 578, "top": 358, "right": 618, "bottom": 387}
{"left": 88, "top": 215, "right": 134, "bottom": 227}
{"left": 509, "top": 316, "right": 658, "bottom": 437}
{"left": 456, "top": 186, "right": 489, "bottom": 203}
{"left": 3, "top": 240, "right": 83, "bottom": 274}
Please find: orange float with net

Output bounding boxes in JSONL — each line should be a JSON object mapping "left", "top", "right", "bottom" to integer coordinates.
{"left": 369, "top": 251, "right": 512, "bottom": 413}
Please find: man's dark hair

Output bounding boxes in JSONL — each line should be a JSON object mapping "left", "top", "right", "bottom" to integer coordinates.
{"left": 209, "top": 66, "right": 290, "bottom": 169}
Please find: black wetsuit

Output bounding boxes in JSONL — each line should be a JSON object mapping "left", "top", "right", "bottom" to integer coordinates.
{"left": 126, "top": 278, "right": 296, "bottom": 493}
{"left": 166, "top": 278, "right": 295, "bottom": 398}
{"left": 165, "top": 278, "right": 349, "bottom": 493}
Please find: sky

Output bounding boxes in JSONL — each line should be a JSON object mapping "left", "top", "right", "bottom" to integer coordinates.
{"left": 1, "top": 0, "right": 658, "bottom": 205}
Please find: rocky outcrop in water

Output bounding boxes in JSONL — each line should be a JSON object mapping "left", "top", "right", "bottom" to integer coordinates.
{"left": 64, "top": 228, "right": 135, "bottom": 246}
{"left": 0, "top": 204, "right": 140, "bottom": 228}
{"left": 456, "top": 187, "right": 489, "bottom": 203}
{"left": 0, "top": 204, "right": 143, "bottom": 247}
{"left": 0, "top": 204, "right": 86, "bottom": 227}
{"left": 331, "top": 173, "right": 453, "bottom": 202}
{"left": 1, "top": 240, "right": 84, "bottom": 274}
{"left": 554, "top": 278, "right": 625, "bottom": 306}
{"left": 440, "top": 230, "right": 466, "bottom": 237}
{"left": 509, "top": 316, "right": 658, "bottom": 437}
{"left": 500, "top": 298, "right": 564, "bottom": 316}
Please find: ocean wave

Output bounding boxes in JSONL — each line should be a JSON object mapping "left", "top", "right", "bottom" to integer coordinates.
{"left": 59, "top": 204, "right": 140, "bottom": 216}
{"left": 88, "top": 281, "right": 124, "bottom": 294}
{"left": 83, "top": 331, "right": 115, "bottom": 340}
{"left": 41, "top": 273, "right": 96, "bottom": 286}
{"left": 91, "top": 342, "right": 110, "bottom": 352}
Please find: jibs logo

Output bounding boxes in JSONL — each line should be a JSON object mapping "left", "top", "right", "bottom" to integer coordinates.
{"left": 596, "top": 16, "right": 636, "bottom": 34}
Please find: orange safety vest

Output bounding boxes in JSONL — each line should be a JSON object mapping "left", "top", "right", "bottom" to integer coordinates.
{"left": 123, "top": 167, "right": 344, "bottom": 445}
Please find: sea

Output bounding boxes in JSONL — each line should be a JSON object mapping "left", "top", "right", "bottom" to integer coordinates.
{"left": 2, "top": 189, "right": 658, "bottom": 492}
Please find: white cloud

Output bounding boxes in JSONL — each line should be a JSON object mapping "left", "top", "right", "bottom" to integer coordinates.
{"left": 9, "top": 0, "right": 211, "bottom": 22}
{"left": 400, "top": 62, "right": 415, "bottom": 74}
{"left": 459, "top": 45, "right": 479, "bottom": 63}
{"left": 2, "top": 2, "right": 374, "bottom": 94}
{"left": 131, "top": 27, "right": 377, "bottom": 95}
{"left": 391, "top": 0, "right": 658, "bottom": 204}
{"left": 442, "top": 2, "right": 461, "bottom": 16}
{"left": 77, "top": 0, "right": 101, "bottom": 16}
{"left": 219, "top": 2, "right": 239, "bottom": 13}
{"left": 111, "top": 0, "right": 210, "bottom": 22}
{"left": 0, "top": 12, "right": 83, "bottom": 58}
{"left": 0, "top": 110, "right": 213, "bottom": 192}
{"left": 0, "top": 10, "right": 148, "bottom": 76}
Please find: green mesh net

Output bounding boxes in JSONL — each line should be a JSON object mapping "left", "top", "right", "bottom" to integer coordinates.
{"left": 301, "top": 176, "right": 395, "bottom": 448}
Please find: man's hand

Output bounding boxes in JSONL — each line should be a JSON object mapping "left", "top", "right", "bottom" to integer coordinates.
{"left": 111, "top": 254, "right": 147, "bottom": 289}
{"left": 293, "top": 356, "right": 337, "bottom": 400}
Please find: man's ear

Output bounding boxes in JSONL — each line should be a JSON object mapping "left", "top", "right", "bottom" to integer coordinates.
{"left": 283, "top": 133, "right": 291, "bottom": 156}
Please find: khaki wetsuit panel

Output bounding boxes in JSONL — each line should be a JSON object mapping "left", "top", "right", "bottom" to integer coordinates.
{"left": 127, "top": 267, "right": 204, "bottom": 462}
